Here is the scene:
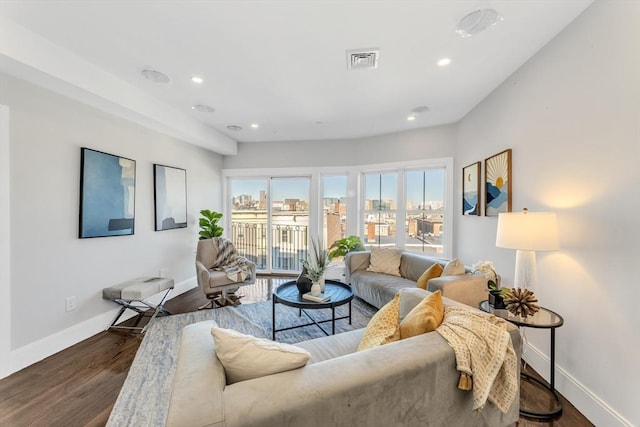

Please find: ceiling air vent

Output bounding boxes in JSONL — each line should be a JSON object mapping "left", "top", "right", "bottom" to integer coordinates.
{"left": 346, "top": 48, "right": 379, "bottom": 70}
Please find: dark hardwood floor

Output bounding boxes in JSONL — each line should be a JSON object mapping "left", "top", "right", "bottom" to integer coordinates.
{"left": 0, "top": 276, "right": 593, "bottom": 426}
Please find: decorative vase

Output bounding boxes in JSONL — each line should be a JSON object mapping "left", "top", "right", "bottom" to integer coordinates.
{"left": 296, "top": 266, "right": 312, "bottom": 294}
{"left": 488, "top": 290, "right": 506, "bottom": 309}
{"left": 310, "top": 282, "right": 321, "bottom": 296}
{"left": 319, "top": 275, "right": 325, "bottom": 293}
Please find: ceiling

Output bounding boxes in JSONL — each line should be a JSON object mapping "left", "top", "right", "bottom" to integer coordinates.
{"left": 0, "top": 1, "right": 593, "bottom": 154}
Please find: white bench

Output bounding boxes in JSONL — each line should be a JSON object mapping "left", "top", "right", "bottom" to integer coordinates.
{"left": 103, "top": 277, "right": 174, "bottom": 333}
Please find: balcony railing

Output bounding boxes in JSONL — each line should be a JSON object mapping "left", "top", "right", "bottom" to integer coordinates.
{"left": 230, "top": 222, "right": 308, "bottom": 271}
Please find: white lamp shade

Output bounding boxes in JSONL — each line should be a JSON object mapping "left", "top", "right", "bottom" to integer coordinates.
{"left": 496, "top": 211, "right": 559, "bottom": 251}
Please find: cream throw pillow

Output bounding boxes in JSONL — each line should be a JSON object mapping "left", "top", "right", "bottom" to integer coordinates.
{"left": 357, "top": 293, "right": 401, "bottom": 351}
{"left": 416, "top": 263, "right": 443, "bottom": 290}
{"left": 366, "top": 247, "right": 402, "bottom": 276}
{"left": 399, "top": 290, "right": 444, "bottom": 339}
{"left": 442, "top": 258, "right": 465, "bottom": 276}
{"left": 211, "top": 327, "right": 311, "bottom": 384}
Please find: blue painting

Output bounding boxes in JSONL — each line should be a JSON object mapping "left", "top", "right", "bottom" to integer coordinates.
{"left": 154, "top": 164, "right": 187, "bottom": 231}
{"left": 484, "top": 149, "right": 512, "bottom": 217}
{"left": 79, "top": 148, "right": 136, "bottom": 238}
{"left": 462, "top": 162, "right": 480, "bottom": 216}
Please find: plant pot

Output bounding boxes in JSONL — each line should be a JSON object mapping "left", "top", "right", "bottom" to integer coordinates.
{"left": 488, "top": 290, "right": 506, "bottom": 309}
{"left": 310, "top": 282, "right": 321, "bottom": 296}
{"left": 296, "top": 267, "right": 312, "bottom": 294}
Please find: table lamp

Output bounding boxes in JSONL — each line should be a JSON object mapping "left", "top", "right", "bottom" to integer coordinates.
{"left": 496, "top": 208, "right": 559, "bottom": 288}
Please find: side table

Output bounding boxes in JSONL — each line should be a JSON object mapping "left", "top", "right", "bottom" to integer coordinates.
{"left": 479, "top": 300, "right": 564, "bottom": 420}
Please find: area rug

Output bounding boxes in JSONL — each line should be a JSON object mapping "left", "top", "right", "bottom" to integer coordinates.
{"left": 106, "top": 297, "right": 377, "bottom": 426}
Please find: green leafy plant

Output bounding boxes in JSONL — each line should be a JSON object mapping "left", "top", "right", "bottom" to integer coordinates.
{"left": 328, "top": 235, "right": 365, "bottom": 260}
{"left": 301, "top": 237, "right": 328, "bottom": 282}
{"left": 198, "top": 209, "right": 223, "bottom": 240}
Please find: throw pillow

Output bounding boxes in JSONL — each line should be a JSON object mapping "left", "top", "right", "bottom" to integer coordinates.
{"left": 399, "top": 290, "right": 444, "bottom": 339}
{"left": 442, "top": 258, "right": 465, "bottom": 276}
{"left": 366, "top": 247, "right": 402, "bottom": 276}
{"left": 211, "top": 327, "right": 311, "bottom": 384}
{"left": 416, "top": 263, "right": 444, "bottom": 290}
{"left": 357, "top": 293, "right": 401, "bottom": 351}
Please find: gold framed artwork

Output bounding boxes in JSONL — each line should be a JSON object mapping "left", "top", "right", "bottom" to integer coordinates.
{"left": 485, "top": 149, "right": 512, "bottom": 216}
{"left": 462, "top": 162, "right": 480, "bottom": 216}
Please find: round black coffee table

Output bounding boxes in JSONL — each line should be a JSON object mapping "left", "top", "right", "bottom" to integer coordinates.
{"left": 272, "top": 280, "right": 354, "bottom": 340}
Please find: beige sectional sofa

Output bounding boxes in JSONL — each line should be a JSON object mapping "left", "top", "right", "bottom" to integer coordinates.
{"left": 166, "top": 288, "right": 521, "bottom": 427}
{"left": 346, "top": 250, "right": 488, "bottom": 309}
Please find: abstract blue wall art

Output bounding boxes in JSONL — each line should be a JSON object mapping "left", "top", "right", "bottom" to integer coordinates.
{"left": 154, "top": 164, "right": 187, "bottom": 231}
{"left": 484, "top": 149, "right": 512, "bottom": 217}
{"left": 79, "top": 148, "right": 136, "bottom": 238}
{"left": 462, "top": 161, "right": 480, "bottom": 216}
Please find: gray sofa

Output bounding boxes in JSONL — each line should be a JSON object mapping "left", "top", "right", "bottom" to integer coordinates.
{"left": 166, "top": 288, "right": 521, "bottom": 427}
{"left": 346, "top": 250, "right": 488, "bottom": 309}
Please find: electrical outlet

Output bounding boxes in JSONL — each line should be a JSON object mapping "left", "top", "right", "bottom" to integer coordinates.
{"left": 65, "top": 296, "right": 77, "bottom": 312}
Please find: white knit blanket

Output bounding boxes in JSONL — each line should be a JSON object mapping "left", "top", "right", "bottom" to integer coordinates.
{"left": 211, "top": 238, "right": 251, "bottom": 282}
{"left": 436, "top": 306, "right": 518, "bottom": 413}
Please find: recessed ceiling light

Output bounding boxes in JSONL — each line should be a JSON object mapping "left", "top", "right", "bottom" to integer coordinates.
{"left": 437, "top": 58, "right": 451, "bottom": 67}
{"left": 456, "top": 9, "right": 502, "bottom": 38}
{"left": 227, "top": 125, "right": 243, "bottom": 132}
{"left": 411, "top": 105, "right": 430, "bottom": 113}
{"left": 140, "top": 69, "right": 171, "bottom": 84}
{"left": 191, "top": 104, "right": 215, "bottom": 113}
{"left": 407, "top": 115, "right": 416, "bottom": 121}
{"left": 191, "top": 76, "right": 203, "bottom": 84}
{"left": 250, "top": 123, "right": 259, "bottom": 129}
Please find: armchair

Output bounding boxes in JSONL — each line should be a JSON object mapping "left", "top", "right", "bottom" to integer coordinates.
{"left": 196, "top": 238, "right": 256, "bottom": 309}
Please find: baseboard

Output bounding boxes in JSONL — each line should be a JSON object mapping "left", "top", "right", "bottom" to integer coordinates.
{"left": 7, "top": 277, "right": 197, "bottom": 378}
{"left": 523, "top": 341, "right": 633, "bottom": 427}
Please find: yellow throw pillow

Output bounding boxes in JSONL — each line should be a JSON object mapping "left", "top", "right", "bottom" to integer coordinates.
{"left": 416, "top": 263, "right": 444, "bottom": 290}
{"left": 357, "top": 293, "right": 401, "bottom": 351}
{"left": 399, "top": 290, "right": 444, "bottom": 339}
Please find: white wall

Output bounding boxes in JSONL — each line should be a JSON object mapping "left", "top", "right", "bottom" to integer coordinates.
{"left": 454, "top": 2, "right": 639, "bottom": 426}
{"left": 223, "top": 124, "right": 457, "bottom": 169}
{"left": 1, "top": 72, "right": 223, "bottom": 369}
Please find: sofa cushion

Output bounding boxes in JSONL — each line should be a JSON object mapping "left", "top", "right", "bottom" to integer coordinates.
{"left": 351, "top": 270, "right": 415, "bottom": 309}
{"left": 416, "top": 263, "right": 443, "bottom": 290}
{"left": 357, "top": 293, "right": 401, "bottom": 351}
{"left": 442, "top": 258, "right": 465, "bottom": 276}
{"left": 400, "top": 290, "right": 444, "bottom": 339}
{"left": 211, "top": 327, "right": 311, "bottom": 384}
{"left": 297, "top": 329, "right": 364, "bottom": 364}
{"left": 366, "top": 247, "right": 402, "bottom": 276}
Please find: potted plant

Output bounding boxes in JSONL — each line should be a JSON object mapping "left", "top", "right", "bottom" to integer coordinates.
{"left": 300, "top": 237, "right": 329, "bottom": 295}
{"left": 328, "top": 235, "right": 365, "bottom": 260}
{"left": 472, "top": 260, "right": 508, "bottom": 309}
{"left": 198, "top": 209, "right": 223, "bottom": 240}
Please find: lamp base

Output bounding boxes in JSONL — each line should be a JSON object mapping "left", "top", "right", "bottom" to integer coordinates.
{"left": 514, "top": 250, "right": 537, "bottom": 289}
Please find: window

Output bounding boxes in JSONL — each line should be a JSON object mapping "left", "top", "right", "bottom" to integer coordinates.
{"left": 322, "top": 175, "right": 348, "bottom": 251}
{"left": 405, "top": 168, "right": 445, "bottom": 255}
{"left": 224, "top": 158, "right": 452, "bottom": 270}
{"left": 362, "top": 172, "right": 397, "bottom": 247}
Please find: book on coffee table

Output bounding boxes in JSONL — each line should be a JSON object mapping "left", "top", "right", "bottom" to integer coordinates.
{"left": 302, "top": 292, "right": 331, "bottom": 303}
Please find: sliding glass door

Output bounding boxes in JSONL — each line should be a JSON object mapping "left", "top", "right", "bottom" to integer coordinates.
{"left": 270, "top": 178, "right": 310, "bottom": 271}
{"left": 229, "top": 177, "right": 310, "bottom": 273}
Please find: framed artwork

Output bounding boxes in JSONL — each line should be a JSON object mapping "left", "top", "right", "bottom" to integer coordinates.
{"left": 154, "top": 164, "right": 187, "bottom": 231}
{"left": 79, "top": 147, "right": 136, "bottom": 238}
{"left": 462, "top": 162, "right": 480, "bottom": 216}
{"left": 484, "top": 149, "right": 512, "bottom": 216}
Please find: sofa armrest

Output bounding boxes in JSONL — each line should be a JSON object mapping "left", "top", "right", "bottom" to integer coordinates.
{"left": 166, "top": 320, "right": 226, "bottom": 427}
{"left": 427, "top": 275, "right": 487, "bottom": 308}
{"left": 195, "top": 260, "right": 210, "bottom": 288}
{"left": 344, "top": 251, "right": 371, "bottom": 284}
